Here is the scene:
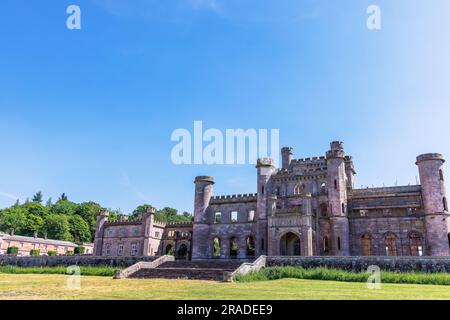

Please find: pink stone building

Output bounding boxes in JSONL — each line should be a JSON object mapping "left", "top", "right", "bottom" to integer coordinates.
{"left": 0, "top": 233, "right": 93, "bottom": 256}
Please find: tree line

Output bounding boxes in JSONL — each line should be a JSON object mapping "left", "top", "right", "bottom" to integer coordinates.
{"left": 0, "top": 192, "right": 193, "bottom": 243}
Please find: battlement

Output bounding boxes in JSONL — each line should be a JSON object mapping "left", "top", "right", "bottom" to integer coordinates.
{"left": 195, "top": 176, "right": 215, "bottom": 184}
{"left": 256, "top": 158, "right": 274, "bottom": 167}
{"left": 416, "top": 153, "right": 445, "bottom": 164}
{"left": 291, "top": 156, "right": 326, "bottom": 164}
{"left": 166, "top": 221, "right": 194, "bottom": 227}
{"left": 210, "top": 193, "right": 257, "bottom": 204}
{"left": 351, "top": 185, "right": 422, "bottom": 197}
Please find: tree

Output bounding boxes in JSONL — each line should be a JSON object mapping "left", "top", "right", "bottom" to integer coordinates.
{"left": 23, "top": 213, "right": 45, "bottom": 237}
{"left": 13, "top": 199, "right": 20, "bottom": 207}
{"left": 130, "top": 204, "right": 155, "bottom": 220}
{"left": 49, "top": 199, "right": 78, "bottom": 216}
{"left": 43, "top": 214, "right": 72, "bottom": 241}
{"left": 59, "top": 193, "right": 68, "bottom": 202}
{"left": 32, "top": 191, "right": 43, "bottom": 204}
{"left": 46, "top": 198, "right": 52, "bottom": 207}
{"left": 0, "top": 206, "right": 26, "bottom": 235}
{"left": 74, "top": 202, "right": 102, "bottom": 240}
{"left": 22, "top": 202, "right": 48, "bottom": 218}
{"left": 68, "top": 215, "right": 91, "bottom": 243}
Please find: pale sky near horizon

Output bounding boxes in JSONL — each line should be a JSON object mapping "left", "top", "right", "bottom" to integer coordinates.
{"left": 0, "top": 0, "right": 449, "bottom": 214}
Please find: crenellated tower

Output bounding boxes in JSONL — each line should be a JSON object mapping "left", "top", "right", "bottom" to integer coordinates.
{"left": 326, "top": 141, "right": 350, "bottom": 256}
{"left": 416, "top": 153, "right": 450, "bottom": 256}
{"left": 281, "top": 147, "right": 293, "bottom": 170}
{"left": 256, "top": 158, "right": 276, "bottom": 255}
{"left": 192, "top": 176, "right": 215, "bottom": 259}
{"left": 93, "top": 210, "right": 109, "bottom": 256}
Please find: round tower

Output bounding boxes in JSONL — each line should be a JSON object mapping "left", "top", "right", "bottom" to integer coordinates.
{"left": 326, "top": 141, "right": 350, "bottom": 256}
{"left": 93, "top": 210, "right": 109, "bottom": 256}
{"left": 192, "top": 176, "right": 214, "bottom": 259}
{"left": 416, "top": 153, "right": 450, "bottom": 256}
{"left": 281, "top": 147, "right": 293, "bottom": 170}
{"left": 256, "top": 158, "right": 275, "bottom": 255}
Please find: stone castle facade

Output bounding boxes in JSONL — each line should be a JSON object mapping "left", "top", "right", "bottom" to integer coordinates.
{"left": 94, "top": 142, "right": 450, "bottom": 259}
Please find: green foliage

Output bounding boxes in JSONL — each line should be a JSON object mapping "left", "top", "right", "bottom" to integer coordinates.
{"left": 59, "top": 193, "right": 68, "bottom": 201}
{"left": 74, "top": 246, "right": 85, "bottom": 255}
{"left": 44, "top": 215, "right": 72, "bottom": 241}
{"left": 74, "top": 202, "right": 102, "bottom": 240}
{"left": 49, "top": 200, "right": 78, "bottom": 216}
{"left": 47, "top": 251, "right": 57, "bottom": 256}
{"left": 30, "top": 249, "right": 40, "bottom": 256}
{"left": 7, "top": 247, "right": 19, "bottom": 255}
{"left": 68, "top": 215, "right": 91, "bottom": 243}
{"left": 0, "top": 206, "right": 26, "bottom": 235}
{"left": 0, "top": 266, "right": 117, "bottom": 277}
{"left": 129, "top": 204, "right": 155, "bottom": 220}
{"left": 66, "top": 251, "right": 74, "bottom": 256}
{"left": 234, "top": 266, "right": 450, "bottom": 286}
{"left": 32, "top": 191, "right": 43, "bottom": 204}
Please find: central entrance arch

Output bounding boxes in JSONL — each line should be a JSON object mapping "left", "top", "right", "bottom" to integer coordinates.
{"left": 280, "top": 232, "right": 301, "bottom": 256}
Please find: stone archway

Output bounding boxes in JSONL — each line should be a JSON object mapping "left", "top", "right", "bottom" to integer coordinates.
{"left": 280, "top": 232, "right": 301, "bottom": 256}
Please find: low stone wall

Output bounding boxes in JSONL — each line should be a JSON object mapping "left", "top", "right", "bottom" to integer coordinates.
{"left": 267, "top": 256, "right": 450, "bottom": 273}
{"left": 0, "top": 255, "right": 158, "bottom": 268}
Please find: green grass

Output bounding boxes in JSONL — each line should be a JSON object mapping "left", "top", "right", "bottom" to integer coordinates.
{"left": 0, "top": 266, "right": 117, "bottom": 277}
{"left": 1, "top": 274, "right": 450, "bottom": 300}
{"left": 235, "top": 266, "right": 450, "bottom": 286}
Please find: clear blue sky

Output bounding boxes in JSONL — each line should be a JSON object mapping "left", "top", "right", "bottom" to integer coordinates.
{"left": 0, "top": 0, "right": 449, "bottom": 214}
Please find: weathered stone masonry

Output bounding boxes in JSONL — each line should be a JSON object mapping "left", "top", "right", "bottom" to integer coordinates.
{"left": 93, "top": 142, "right": 450, "bottom": 259}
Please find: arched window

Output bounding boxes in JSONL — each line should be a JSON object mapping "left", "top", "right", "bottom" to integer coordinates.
{"left": 323, "top": 236, "right": 329, "bottom": 254}
{"left": 409, "top": 232, "right": 423, "bottom": 256}
{"left": 229, "top": 237, "right": 238, "bottom": 258}
{"left": 334, "top": 179, "right": 338, "bottom": 190}
{"left": 212, "top": 237, "right": 221, "bottom": 258}
{"left": 294, "top": 184, "right": 303, "bottom": 195}
{"left": 439, "top": 169, "right": 444, "bottom": 181}
{"left": 361, "top": 234, "right": 372, "bottom": 256}
{"left": 214, "top": 212, "right": 222, "bottom": 224}
{"left": 444, "top": 197, "right": 448, "bottom": 212}
{"left": 385, "top": 233, "right": 397, "bottom": 256}
{"left": 165, "top": 244, "right": 174, "bottom": 255}
{"left": 341, "top": 203, "right": 346, "bottom": 214}
{"left": 177, "top": 244, "right": 188, "bottom": 259}
{"left": 320, "top": 203, "right": 328, "bottom": 217}
{"left": 246, "top": 236, "right": 255, "bottom": 256}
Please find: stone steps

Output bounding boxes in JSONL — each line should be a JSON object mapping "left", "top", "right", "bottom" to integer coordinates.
{"left": 128, "top": 260, "right": 247, "bottom": 281}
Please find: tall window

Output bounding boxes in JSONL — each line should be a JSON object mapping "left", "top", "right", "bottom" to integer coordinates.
{"left": 439, "top": 169, "right": 444, "bottom": 181}
{"left": 231, "top": 211, "right": 238, "bottom": 223}
{"left": 214, "top": 212, "right": 222, "bottom": 224}
{"left": 444, "top": 197, "right": 448, "bottom": 212}
{"left": 247, "top": 210, "right": 255, "bottom": 222}
{"left": 385, "top": 234, "right": 397, "bottom": 256}
{"left": 361, "top": 234, "right": 372, "bottom": 256}
{"left": 448, "top": 233, "right": 450, "bottom": 251}
{"left": 130, "top": 243, "right": 138, "bottom": 256}
{"left": 117, "top": 244, "right": 124, "bottom": 256}
{"left": 337, "top": 237, "right": 341, "bottom": 251}
{"left": 246, "top": 236, "right": 255, "bottom": 256}
{"left": 105, "top": 243, "right": 111, "bottom": 256}
{"left": 229, "top": 237, "right": 238, "bottom": 258}
{"left": 409, "top": 232, "right": 423, "bottom": 256}
{"left": 323, "top": 237, "right": 329, "bottom": 254}
{"left": 320, "top": 203, "right": 328, "bottom": 217}
{"left": 341, "top": 203, "right": 346, "bottom": 214}
{"left": 294, "top": 184, "right": 303, "bottom": 195}
{"left": 212, "top": 238, "right": 221, "bottom": 257}
{"left": 334, "top": 179, "right": 338, "bottom": 190}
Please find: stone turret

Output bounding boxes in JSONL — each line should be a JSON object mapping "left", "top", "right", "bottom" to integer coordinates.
{"left": 94, "top": 210, "right": 109, "bottom": 256}
{"left": 326, "top": 141, "right": 350, "bottom": 256}
{"left": 142, "top": 206, "right": 156, "bottom": 256}
{"left": 192, "top": 176, "right": 215, "bottom": 259}
{"left": 281, "top": 147, "right": 293, "bottom": 170}
{"left": 416, "top": 153, "right": 450, "bottom": 256}
{"left": 256, "top": 158, "right": 276, "bottom": 255}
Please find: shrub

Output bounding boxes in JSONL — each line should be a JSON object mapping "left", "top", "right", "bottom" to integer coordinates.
{"left": 74, "top": 246, "right": 85, "bottom": 255}
{"left": 0, "top": 266, "right": 118, "bottom": 277}
{"left": 7, "top": 247, "right": 19, "bottom": 255}
{"left": 30, "top": 249, "right": 40, "bottom": 256}
{"left": 47, "top": 251, "right": 57, "bottom": 256}
{"left": 234, "top": 266, "right": 450, "bottom": 286}
{"left": 66, "top": 250, "right": 74, "bottom": 256}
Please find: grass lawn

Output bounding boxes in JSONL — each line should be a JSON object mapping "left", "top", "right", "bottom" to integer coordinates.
{"left": 1, "top": 274, "right": 450, "bottom": 300}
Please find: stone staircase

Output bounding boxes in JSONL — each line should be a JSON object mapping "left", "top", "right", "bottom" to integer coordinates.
{"left": 128, "top": 260, "right": 244, "bottom": 281}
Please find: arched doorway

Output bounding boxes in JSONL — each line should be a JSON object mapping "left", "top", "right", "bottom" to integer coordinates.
{"left": 165, "top": 244, "right": 174, "bottom": 255}
{"left": 177, "top": 243, "right": 188, "bottom": 259}
{"left": 361, "top": 234, "right": 372, "bottom": 256}
{"left": 229, "top": 237, "right": 238, "bottom": 258}
{"left": 212, "top": 237, "right": 221, "bottom": 258}
{"left": 280, "top": 232, "right": 301, "bottom": 256}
